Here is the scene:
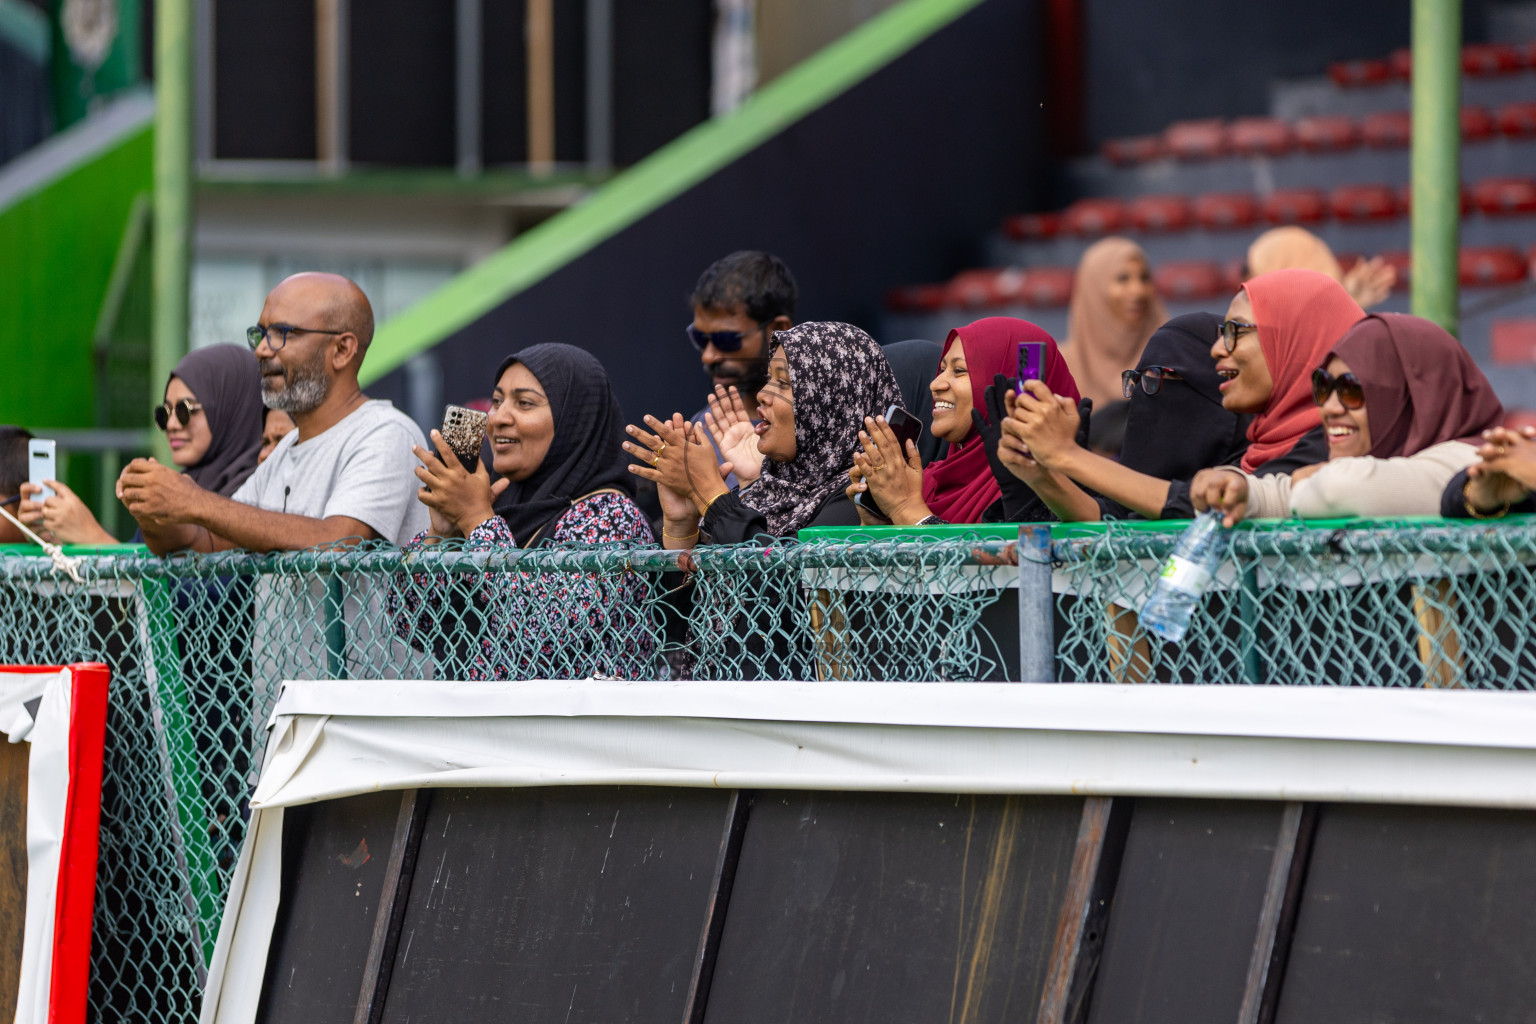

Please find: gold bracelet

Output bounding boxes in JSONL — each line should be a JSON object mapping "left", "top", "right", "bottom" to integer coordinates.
{"left": 1463, "top": 480, "right": 1511, "bottom": 519}
{"left": 699, "top": 490, "right": 728, "bottom": 518}
{"left": 663, "top": 527, "right": 700, "bottom": 540}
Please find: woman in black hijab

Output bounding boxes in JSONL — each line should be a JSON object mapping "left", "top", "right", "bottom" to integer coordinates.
{"left": 1000, "top": 313, "right": 1248, "bottom": 519}
{"left": 881, "top": 339, "right": 946, "bottom": 465}
{"left": 21, "top": 344, "right": 264, "bottom": 543}
{"left": 391, "top": 343, "right": 656, "bottom": 679}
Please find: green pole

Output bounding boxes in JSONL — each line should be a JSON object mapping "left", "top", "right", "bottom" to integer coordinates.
{"left": 1411, "top": 0, "right": 1462, "bottom": 336}
{"left": 151, "top": 0, "right": 194, "bottom": 463}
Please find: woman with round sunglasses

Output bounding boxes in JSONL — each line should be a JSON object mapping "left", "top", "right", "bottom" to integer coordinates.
{"left": 1001, "top": 313, "right": 1250, "bottom": 520}
{"left": 20, "top": 345, "right": 264, "bottom": 544}
{"left": 1194, "top": 314, "right": 1503, "bottom": 525}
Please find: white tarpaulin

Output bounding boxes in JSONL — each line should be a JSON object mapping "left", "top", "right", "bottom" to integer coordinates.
{"left": 202, "top": 678, "right": 1536, "bottom": 1024}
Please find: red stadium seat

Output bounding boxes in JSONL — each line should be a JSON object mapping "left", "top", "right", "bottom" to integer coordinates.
{"left": 1128, "top": 195, "right": 1192, "bottom": 233}
{"left": 1328, "top": 58, "right": 1393, "bottom": 87}
{"left": 1002, "top": 212, "right": 1061, "bottom": 241}
{"left": 1294, "top": 115, "right": 1359, "bottom": 152}
{"left": 1330, "top": 184, "right": 1401, "bottom": 222}
{"left": 946, "top": 269, "right": 1003, "bottom": 310}
{"left": 1361, "top": 111, "right": 1412, "bottom": 148}
{"left": 1227, "top": 117, "right": 1295, "bottom": 157}
{"left": 1016, "top": 267, "right": 1075, "bottom": 308}
{"left": 1460, "top": 246, "right": 1527, "bottom": 286}
{"left": 1221, "top": 258, "right": 1246, "bottom": 292}
{"left": 1490, "top": 320, "right": 1536, "bottom": 365}
{"left": 1496, "top": 102, "right": 1536, "bottom": 137}
{"left": 885, "top": 283, "right": 947, "bottom": 313}
{"left": 1154, "top": 261, "right": 1226, "bottom": 301}
{"left": 1062, "top": 197, "right": 1126, "bottom": 236}
{"left": 1462, "top": 106, "right": 1496, "bottom": 141}
{"left": 1262, "top": 188, "right": 1329, "bottom": 224}
{"left": 1463, "top": 43, "right": 1525, "bottom": 76}
{"left": 1102, "top": 135, "right": 1166, "bottom": 165}
{"left": 1164, "top": 119, "right": 1228, "bottom": 160}
{"left": 1192, "top": 192, "right": 1259, "bottom": 230}
{"left": 1389, "top": 48, "right": 1412, "bottom": 79}
{"left": 1472, "top": 177, "right": 1536, "bottom": 216}
{"left": 1505, "top": 408, "right": 1536, "bottom": 432}
{"left": 1377, "top": 250, "right": 1412, "bottom": 289}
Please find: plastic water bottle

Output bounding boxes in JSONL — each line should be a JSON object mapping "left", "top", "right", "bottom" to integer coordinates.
{"left": 1139, "top": 511, "right": 1231, "bottom": 643}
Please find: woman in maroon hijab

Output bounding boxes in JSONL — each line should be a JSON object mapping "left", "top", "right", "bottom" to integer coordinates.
{"left": 848, "top": 317, "right": 1096, "bottom": 524}
{"left": 1194, "top": 313, "right": 1504, "bottom": 523}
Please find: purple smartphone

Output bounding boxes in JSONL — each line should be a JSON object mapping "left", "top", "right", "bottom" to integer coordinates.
{"left": 1017, "top": 342, "right": 1046, "bottom": 394}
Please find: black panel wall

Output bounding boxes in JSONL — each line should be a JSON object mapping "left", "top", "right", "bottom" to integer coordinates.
{"left": 373, "top": 0, "right": 1047, "bottom": 429}
{"left": 350, "top": 1, "right": 457, "bottom": 166}
{"left": 213, "top": 0, "right": 316, "bottom": 160}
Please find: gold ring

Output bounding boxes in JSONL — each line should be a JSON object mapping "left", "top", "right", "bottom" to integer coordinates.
{"left": 657, "top": 442, "right": 667, "bottom": 457}
{"left": 651, "top": 454, "right": 661, "bottom": 467}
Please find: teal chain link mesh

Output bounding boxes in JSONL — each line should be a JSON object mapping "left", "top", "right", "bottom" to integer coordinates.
{"left": 0, "top": 517, "right": 1533, "bottom": 1019}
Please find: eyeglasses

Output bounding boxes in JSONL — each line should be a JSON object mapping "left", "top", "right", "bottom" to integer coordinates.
{"left": 154, "top": 399, "right": 204, "bottom": 431}
{"left": 1216, "top": 319, "right": 1259, "bottom": 355}
{"left": 1311, "top": 368, "right": 1365, "bottom": 410}
{"left": 1121, "top": 366, "right": 1184, "bottom": 399}
{"left": 686, "top": 321, "right": 771, "bottom": 353}
{"left": 246, "top": 323, "right": 346, "bottom": 352}
{"left": 0, "top": 495, "right": 18, "bottom": 508}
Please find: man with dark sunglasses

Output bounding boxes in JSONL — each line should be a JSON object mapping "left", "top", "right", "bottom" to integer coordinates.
{"left": 684, "top": 251, "right": 798, "bottom": 485}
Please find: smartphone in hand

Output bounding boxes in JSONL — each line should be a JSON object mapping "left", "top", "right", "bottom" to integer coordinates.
{"left": 853, "top": 405, "right": 924, "bottom": 520}
{"left": 1016, "top": 342, "right": 1046, "bottom": 394}
{"left": 27, "top": 439, "right": 56, "bottom": 502}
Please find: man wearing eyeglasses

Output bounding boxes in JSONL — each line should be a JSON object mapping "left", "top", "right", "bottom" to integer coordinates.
{"left": 684, "top": 251, "right": 797, "bottom": 486}
{"left": 118, "top": 272, "right": 429, "bottom": 553}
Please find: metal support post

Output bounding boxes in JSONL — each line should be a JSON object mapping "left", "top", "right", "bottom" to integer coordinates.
{"left": 1411, "top": 0, "right": 1462, "bottom": 335}
{"left": 153, "top": 0, "right": 194, "bottom": 463}
{"left": 1018, "top": 524, "right": 1054, "bottom": 682}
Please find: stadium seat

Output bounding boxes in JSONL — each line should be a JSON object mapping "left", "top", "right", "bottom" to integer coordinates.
{"left": 946, "top": 269, "right": 1007, "bottom": 310}
{"left": 1472, "top": 177, "right": 1536, "bottom": 216}
{"left": 1128, "top": 194, "right": 1192, "bottom": 233}
{"left": 1462, "top": 106, "right": 1496, "bottom": 141}
{"left": 1102, "top": 135, "right": 1165, "bottom": 165}
{"left": 1389, "top": 48, "right": 1412, "bottom": 80}
{"left": 1328, "top": 58, "right": 1393, "bottom": 87}
{"left": 1164, "top": 119, "right": 1228, "bottom": 160}
{"left": 1361, "top": 111, "right": 1412, "bottom": 148}
{"left": 1221, "top": 258, "right": 1246, "bottom": 292}
{"left": 1062, "top": 197, "right": 1126, "bottom": 236}
{"left": 1153, "top": 261, "right": 1226, "bottom": 301}
{"left": 1002, "top": 212, "right": 1061, "bottom": 241}
{"left": 1459, "top": 246, "right": 1527, "bottom": 286}
{"left": 1262, "top": 188, "right": 1328, "bottom": 224}
{"left": 1018, "top": 267, "right": 1076, "bottom": 308}
{"left": 1377, "top": 250, "right": 1412, "bottom": 289}
{"left": 885, "top": 283, "right": 947, "bottom": 313}
{"left": 1496, "top": 101, "right": 1536, "bottom": 137}
{"left": 1294, "top": 115, "right": 1359, "bottom": 152}
{"left": 1330, "top": 184, "right": 1401, "bottom": 222}
{"left": 1192, "top": 192, "right": 1259, "bottom": 230}
{"left": 1462, "top": 43, "right": 1525, "bottom": 76}
{"left": 1227, "top": 117, "right": 1294, "bottom": 157}
{"left": 1490, "top": 320, "right": 1536, "bottom": 365}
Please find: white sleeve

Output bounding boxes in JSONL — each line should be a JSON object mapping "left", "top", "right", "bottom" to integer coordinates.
{"left": 1241, "top": 471, "right": 1293, "bottom": 519}
{"left": 1289, "top": 441, "right": 1479, "bottom": 518}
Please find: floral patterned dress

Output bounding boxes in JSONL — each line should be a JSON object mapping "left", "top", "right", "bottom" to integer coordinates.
{"left": 389, "top": 492, "right": 658, "bottom": 680}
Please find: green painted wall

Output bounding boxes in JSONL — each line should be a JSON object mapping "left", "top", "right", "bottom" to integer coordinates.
{"left": 0, "top": 123, "right": 152, "bottom": 429}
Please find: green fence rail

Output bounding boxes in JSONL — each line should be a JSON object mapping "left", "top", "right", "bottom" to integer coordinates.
{"left": 3, "top": 516, "right": 1536, "bottom": 1019}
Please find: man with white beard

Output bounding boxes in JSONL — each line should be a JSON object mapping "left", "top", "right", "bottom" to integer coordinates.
{"left": 119, "top": 272, "right": 429, "bottom": 552}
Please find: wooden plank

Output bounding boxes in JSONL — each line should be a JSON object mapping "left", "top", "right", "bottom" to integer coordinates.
{"left": 1238, "top": 802, "right": 1314, "bottom": 1024}
{"left": 681, "top": 790, "right": 748, "bottom": 1024}
{"left": 1036, "top": 796, "right": 1132, "bottom": 1024}
{"left": 526, "top": 0, "right": 555, "bottom": 171}
{"left": 0, "top": 740, "right": 26, "bottom": 1023}
{"left": 1274, "top": 803, "right": 1536, "bottom": 1024}
{"left": 378, "top": 785, "right": 733, "bottom": 1023}
{"left": 702, "top": 792, "right": 1081, "bottom": 1024}
{"left": 353, "top": 790, "right": 429, "bottom": 1024}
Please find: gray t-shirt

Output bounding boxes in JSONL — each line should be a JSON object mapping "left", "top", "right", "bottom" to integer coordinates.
{"left": 231, "top": 399, "right": 429, "bottom": 545}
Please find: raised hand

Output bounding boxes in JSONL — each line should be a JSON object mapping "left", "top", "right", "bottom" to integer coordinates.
{"left": 851, "top": 414, "right": 927, "bottom": 525}
{"left": 704, "top": 385, "right": 763, "bottom": 485}
{"left": 1190, "top": 468, "right": 1250, "bottom": 528}
{"left": 412, "top": 430, "right": 509, "bottom": 539}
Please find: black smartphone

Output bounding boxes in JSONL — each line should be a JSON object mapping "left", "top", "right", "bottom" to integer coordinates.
{"left": 853, "top": 405, "right": 924, "bottom": 520}
{"left": 1016, "top": 341, "right": 1047, "bottom": 394}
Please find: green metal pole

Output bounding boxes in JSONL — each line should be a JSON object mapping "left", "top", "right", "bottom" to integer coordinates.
{"left": 151, "top": 0, "right": 194, "bottom": 463}
{"left": 1411, "top": 0, "right": 1462, "bottom": 336}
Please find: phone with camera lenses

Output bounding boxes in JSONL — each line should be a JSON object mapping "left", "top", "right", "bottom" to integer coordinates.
{"left": 853, "top": 405, "right": 924, "bottom": 520}
{"left": 28, "top": 440, "right": 56, "bottom": 502}
{"left": 1017, "top": 342, "right": 1047, "bottom": 394}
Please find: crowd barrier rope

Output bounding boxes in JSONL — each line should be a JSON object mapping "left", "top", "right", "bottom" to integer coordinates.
{"left": 2, "top": 514, "right": 1535, "bottom": 1019}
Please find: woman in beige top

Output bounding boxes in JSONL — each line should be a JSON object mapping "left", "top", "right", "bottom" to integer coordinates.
{"left": 1192, "top": 314, "right": 1504, "bottom": 525}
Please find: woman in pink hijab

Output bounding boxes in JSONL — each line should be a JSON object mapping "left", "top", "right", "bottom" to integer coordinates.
{"left": 1060, "top": 237, "right": 1169, "bottom": 409}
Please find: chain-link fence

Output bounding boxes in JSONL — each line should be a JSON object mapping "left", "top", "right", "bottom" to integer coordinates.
{"left": 3, "top": 516, "right": 1535, "bottom": 1019}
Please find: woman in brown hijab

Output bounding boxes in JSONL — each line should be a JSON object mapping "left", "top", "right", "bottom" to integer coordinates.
{"left": 1060, "top": 237, "right": 1169, "bottom": 410}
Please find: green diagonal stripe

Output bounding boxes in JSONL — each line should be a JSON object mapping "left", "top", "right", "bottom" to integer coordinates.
{"left": 360, "top": 0, "right": 984, "bottom": 385}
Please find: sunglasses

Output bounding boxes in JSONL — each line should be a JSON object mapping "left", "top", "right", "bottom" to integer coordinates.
{"left": 686, "top": 321, "right": 771, "bottom": 353}
{"left": 1216, "top": 319, "right": 1258, "bottom": 355}
{"left": 1311, "top": 368, "right": 1365, "bottom": 410}
{"left": 154, "top": 398, "right": 205, "bottom": 431}
{"left": 1121, "top": 366, "right": 1184, "bottom": 399}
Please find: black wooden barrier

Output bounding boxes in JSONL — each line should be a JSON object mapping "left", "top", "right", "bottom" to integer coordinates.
{"left": 251, "top": 788, "right": 1536, "bottom": 1024}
